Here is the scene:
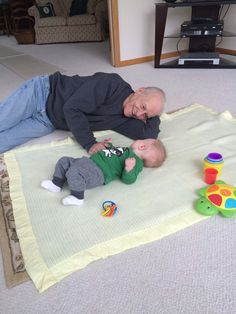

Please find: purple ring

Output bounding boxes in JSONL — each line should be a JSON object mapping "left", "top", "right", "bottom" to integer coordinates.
{"left": 207, "top": 152, "right": 223, "bottom": 162}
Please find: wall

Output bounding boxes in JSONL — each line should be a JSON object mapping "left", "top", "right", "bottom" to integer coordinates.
{"left": 117, "top": 0, "right": 236, "bottom": 62}
{"left": 118, "top": 0, "right": 157, "bottom": 61}
{"left": 218, "top": 5, "right": 236, "bottom": 50}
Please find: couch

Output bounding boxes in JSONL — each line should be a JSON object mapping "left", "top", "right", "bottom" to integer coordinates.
{"left": 28, "top": 0, "right": 108, "bottom": 44}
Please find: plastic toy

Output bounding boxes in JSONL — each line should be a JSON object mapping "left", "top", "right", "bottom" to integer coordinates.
{"left": 204, "top": 167, "right": 218, "bottom": 185}
{"left": 203, "top": 152, "right": 224, "bottom": 175}
{"left": 102, "top": 200, "right": 117, "bottom": 217}
{"left": 195, "top": 180, "right": 236, "bottom": 218}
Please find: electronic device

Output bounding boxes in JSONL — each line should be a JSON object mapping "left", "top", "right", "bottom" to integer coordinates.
{"left": 180, "top": 0, "right": 235, "bottom": 2}
{"left": 180, "top": 0, "right": 207, "bottom": 1}
{"left": 181, "top": 19, "right": 224, "bottom": 37}
{"left": 178, "top": 52, "right": 220, "bottom": 65}
{"left": 165, "top": 0, "right": 235, "bottom": 2}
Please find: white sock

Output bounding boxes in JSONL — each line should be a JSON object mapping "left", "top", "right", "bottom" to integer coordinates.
{"left": 41, "top": 180, "right": 61, "bottom": 193}
{"left": 62, "top": 195, "right": 84, "bottom": 206}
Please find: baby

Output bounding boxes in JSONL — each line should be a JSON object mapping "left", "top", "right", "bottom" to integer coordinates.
{"left": 41, "top": 139, "right": 166, "bottom": 206}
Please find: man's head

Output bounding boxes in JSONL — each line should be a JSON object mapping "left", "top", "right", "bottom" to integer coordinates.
{"left": 123, "top": 87, "right": 166, "bottom": 121}
{"left": 131, "top": 138, "right": 166, "bottom": 168}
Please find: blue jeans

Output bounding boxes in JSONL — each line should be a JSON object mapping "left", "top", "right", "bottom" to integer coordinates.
{"left": 0, "top": 75, "right": 55, "bottom": 153}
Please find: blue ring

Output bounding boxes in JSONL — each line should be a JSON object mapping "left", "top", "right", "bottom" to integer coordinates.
{"left": 206, "top": 157, "right": 223, "bottom": 164}
{"left": 102, "top": 200, "right": 116, "bottom": 210}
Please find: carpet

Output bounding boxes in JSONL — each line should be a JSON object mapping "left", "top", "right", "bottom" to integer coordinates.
{"left": 0, "top": 54, "right": 64, "bottom": 80}
{"left": 0, "top": 45, "right": 24, "bottom": 58}
{"left": 3, "top": 104, "right": 236, "bottom": 293}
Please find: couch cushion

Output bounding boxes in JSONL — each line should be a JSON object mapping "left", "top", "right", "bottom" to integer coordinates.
{"left": 38, "top": 15, "right": 67, "bottom": 27}
{"left": 69, "top": 0, "right": 88, "bottom": 16}
{"left": 36, "top": 2, "right": 56, "bottom": 18}
{"left": 61, "top": 0, "right": 72, "bottom": 14}
{"left": 67, "top": 13, "right": 95, "bottom": 26}
{"left": 61, "top": 0, "right": 102, "bottom": 15}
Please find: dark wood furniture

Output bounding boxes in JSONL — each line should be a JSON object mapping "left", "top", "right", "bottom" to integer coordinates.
{"left": 9, "top": 0, "right": 35, "bottom": 44}
{"left": 0, "top": 2, "right": 11, "bottom": 35}
{"left": 154, "top": 0, "right": 236, "bottom": 68}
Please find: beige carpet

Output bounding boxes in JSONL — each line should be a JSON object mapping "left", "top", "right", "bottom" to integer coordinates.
{"left": 0, "top": 54, "right": 64, "bottom": 79}
{"left": 0, "top": 45, "right": 24, "bottom": 58}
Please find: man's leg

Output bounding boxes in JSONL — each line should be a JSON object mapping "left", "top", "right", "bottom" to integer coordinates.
{"left": 0, "top": 75, "right": 54, "bottom": 152}
{"left": 0, "top": 111, "right": 55, "bottom": 153}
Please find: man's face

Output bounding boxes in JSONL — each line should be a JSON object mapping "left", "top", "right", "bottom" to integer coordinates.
{"left": 123, "top": 89, "right": 164, "bottom": 121}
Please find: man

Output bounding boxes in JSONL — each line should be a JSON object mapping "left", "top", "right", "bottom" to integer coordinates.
{"left": 0, "top": 72, "right": 165, "bottom": 154}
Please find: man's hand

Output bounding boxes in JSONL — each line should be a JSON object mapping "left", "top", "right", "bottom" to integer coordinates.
{"left": 125, "top": 157, "right": 136, "bottom": 172}
{"left": 88, "top": 138, "right": 112, "bottom": 155}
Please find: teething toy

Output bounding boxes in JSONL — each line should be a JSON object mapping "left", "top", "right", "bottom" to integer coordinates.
{"left": 102, "top": 200, "right": 117, "bottom": 217}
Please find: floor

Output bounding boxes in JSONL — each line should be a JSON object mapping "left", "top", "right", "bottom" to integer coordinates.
{"left": 1, "top": 35, "right": 236, "bottom": 116}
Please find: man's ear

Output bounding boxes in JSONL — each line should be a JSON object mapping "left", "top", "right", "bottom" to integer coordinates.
{"left": 135, "top": 87, "right": 145, "bottom": 94}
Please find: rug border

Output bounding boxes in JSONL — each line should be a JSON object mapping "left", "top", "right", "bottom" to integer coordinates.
{"left": 0, "top": 44, "right": 24, "bottom": 59}
{"left": 0, "top": 196, "right": 30, "bottom": 288}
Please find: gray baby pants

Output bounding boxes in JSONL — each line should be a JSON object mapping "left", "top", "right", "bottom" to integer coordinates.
{"left": 52, "top": 156, "right": 104, "bottom": 199}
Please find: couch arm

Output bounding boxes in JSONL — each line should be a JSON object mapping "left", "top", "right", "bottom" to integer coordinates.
{"left": 28, "top": 5, "right": 40, "bottom": 22}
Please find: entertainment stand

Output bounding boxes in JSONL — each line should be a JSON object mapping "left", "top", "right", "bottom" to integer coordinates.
{"left": 154, "top": 0, "right": 236, "bottom": 68}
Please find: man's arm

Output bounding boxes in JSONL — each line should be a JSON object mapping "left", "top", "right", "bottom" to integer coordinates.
{"left": 113, "top": 116, "right": 160, "bottom": 140}
{"left": 63, "top": 104, "right": 96, "bottom": 151}
{"left": 63, "top": 73, "right": 129, "bottom": 151}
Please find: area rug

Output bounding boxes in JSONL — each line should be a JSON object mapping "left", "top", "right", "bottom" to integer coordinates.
{"left": 0, "top": 155, "right": 30, "bottom": 288}
{"left": 0, "top": 45, "right": 24, "bottom": 58}
{"left": 0, "top": 54, "right": 64, "bottom": 80}
{"left": 4, "top": 104, "right": 236, "bottom": 293}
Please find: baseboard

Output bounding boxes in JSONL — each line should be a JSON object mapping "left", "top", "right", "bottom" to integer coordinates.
{"left": 114, "top": 48, "right": 236, "bottom": 67}
{"left": 113, "top": 55, "right": 154, "bottom": 67}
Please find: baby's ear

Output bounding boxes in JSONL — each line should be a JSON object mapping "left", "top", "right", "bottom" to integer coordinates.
{"left": 139, "top": 144, "right": 147, "bottom": 151}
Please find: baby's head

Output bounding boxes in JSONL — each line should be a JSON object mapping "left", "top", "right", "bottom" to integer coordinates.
{"left": 131, "top": 138, "right": 166, "bottom": 168}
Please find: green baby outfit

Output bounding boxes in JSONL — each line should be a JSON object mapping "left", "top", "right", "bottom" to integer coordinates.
{"left": 90, "top": 144, "right": 143, "bottom": 184}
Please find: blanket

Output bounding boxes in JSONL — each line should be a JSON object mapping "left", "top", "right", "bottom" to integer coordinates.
{"left": 4, "top": 104, "right": 236, "bottom": 292}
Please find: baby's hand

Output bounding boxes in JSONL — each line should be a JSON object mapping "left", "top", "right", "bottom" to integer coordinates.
{"left": 125, "top": 157, "right": 136, "bottom": 172}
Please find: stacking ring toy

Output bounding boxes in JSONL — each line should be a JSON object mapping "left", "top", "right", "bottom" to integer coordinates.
{"left": 102, "top": 200, "right": 117, "bottom": 217}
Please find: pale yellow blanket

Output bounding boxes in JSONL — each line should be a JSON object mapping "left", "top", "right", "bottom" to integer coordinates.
{"left": 5, "top": 104, "right": 236, "bottom": 292}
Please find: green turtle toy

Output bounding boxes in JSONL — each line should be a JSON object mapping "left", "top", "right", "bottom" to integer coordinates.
{"left": 195, "top": 180, "right": 236, "bottom": 218}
